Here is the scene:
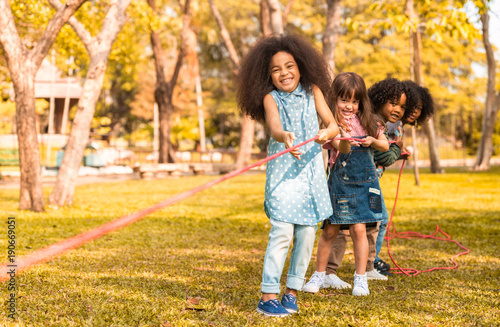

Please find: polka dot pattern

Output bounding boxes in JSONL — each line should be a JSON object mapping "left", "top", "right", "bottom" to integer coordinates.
{"left": 263, "top": 84, "right": 333, "bottom": 226}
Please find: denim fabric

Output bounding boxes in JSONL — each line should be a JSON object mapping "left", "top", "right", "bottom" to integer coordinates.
{"left": 327, "top": 141, "right": 383, "bottom": 224}
{"left": 264, "top": 84, "right": 333, "bottom": 226}
{"left": 261, "top": 219, "right": 317, "bottom": 294}
{"left": 374, "top": 194, "right": 389, "bottom": 263}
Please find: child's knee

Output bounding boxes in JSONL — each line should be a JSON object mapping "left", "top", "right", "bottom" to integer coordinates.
{"left": 350, "top": 224, "right": 367, "bottom": 237}
{"left": 321, "top": 225, "right": 338, "bottom": 242}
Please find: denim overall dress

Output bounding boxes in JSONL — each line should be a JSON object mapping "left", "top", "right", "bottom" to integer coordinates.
{"left": 327, "top": 138, "right": 383, "bottom": 225}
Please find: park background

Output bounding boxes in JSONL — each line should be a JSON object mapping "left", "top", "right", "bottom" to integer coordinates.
{"left": 0, "top": 0, "right": 499, "bottom": 325}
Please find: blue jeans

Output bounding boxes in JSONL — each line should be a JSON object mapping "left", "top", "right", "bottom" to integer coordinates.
{"left": 261, "top": 219, "right": 317, "bottom": 294}
{"left": 374, "top": 194, "right": 389, "bottom": 263}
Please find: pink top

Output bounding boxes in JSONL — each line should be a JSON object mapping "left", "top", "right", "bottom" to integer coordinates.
{"left": 323, "top": 114, "right": 384, "bottom": 168}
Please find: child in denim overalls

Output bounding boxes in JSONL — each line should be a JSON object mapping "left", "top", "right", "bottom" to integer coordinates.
{"left": 236, "top": 34, "right": 340, "bottom": 316}
{"left": 319, "top": 79, "right": 409, "bottom": 287}
{"left": 303, "top": 72, "right": 389, "bottom": 296}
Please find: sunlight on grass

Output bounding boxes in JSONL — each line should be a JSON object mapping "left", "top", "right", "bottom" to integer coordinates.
{"left": 0, "top": 168, "right": 499, "bottom": 326}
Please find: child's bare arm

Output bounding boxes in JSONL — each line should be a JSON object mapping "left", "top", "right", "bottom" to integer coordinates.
{"left": 361, "top": 133, "right": 389, "bottom": 152}
{"left": 264, "top": 94, "right": 302, "bottom": 159}
{"left": 328, "top": 127, "right": 351, "bottom": 154}
{"left": 313, "top": 85, "right": 339, "bottom": 143}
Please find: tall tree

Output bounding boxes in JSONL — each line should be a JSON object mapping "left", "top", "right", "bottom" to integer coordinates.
{"left": 405, "top": 0, "right": 443, "bottom": 173}
{"left": 0, "top": 0, "right": 86, "bottom": 212}
{"left": 347, "top": 0, "right": 479, "bottom": 173}
{"left": 322, "top": 0, "right": 341, "bottom": 78}
{"left": 209, "top": 0, "right": 278, "bottom": 168}
{"left": 207, "top": 0, "right": 252, "bottom": 168}
{"left": 267, "top": 0, "right": 284, "bottom": 34}
{"left": 148, "top": 0, "right": 191, "bottom": 163}
{"left": 47, "top": 0, "right": 132, "bottom": 207}
{"left": 474, "top": 0, "right": 500, "bottom": 170}
{"left": 236, "top": 0, "right": 284, "bottom": 168}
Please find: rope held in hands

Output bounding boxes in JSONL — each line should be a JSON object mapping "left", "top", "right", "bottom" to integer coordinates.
{"left": 0, "top": 135, "right": 468, "bottom": 282}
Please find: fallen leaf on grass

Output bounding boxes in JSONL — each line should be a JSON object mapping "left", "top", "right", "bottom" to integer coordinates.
{"left": 386, "top": 286, "right": 395, "bottom": 291}
{"left": 187, "top": 296, "right": 206, "bottom": 305}
{"left": 250, "top": 249, "right": 259, "bottom": 253}
{"left": 188, "top": 298, "right": 199, "bottom": 305}
{"left": 302, "top": 303, "right": 311, "bottom": 307}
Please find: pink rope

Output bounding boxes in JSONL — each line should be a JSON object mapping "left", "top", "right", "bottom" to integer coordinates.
{"left": 385, "top": 160, "right": 470, "bottom": 276}
{"left": 333, "top": 137, "right": 397, "bottom": 144}
{"left": 0, "top": 135, "right": 320, "bottom": 282}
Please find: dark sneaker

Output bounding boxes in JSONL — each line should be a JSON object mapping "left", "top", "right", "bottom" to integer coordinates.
{"left": 256, "top": 298, "right": 290, "bottom": 317}
{"left": 374, "top": 260, "right": 391, "bottom": 272}
{"left": 281, "top": 294, "right": 298, "bottom": 313}
{"left": 378, "top": 269, "right": 393, "bottom": 277}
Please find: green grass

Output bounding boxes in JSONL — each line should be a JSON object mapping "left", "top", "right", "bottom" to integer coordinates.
{"left": 0, "top": 167, "right": 499, "bottom": 326}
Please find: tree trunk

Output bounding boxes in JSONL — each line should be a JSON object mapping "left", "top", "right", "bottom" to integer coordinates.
{"left": 235, "top": 115, "right": 256, "bottom": 167}
{"left": 155, "top": 82, "right": 175, "bottom": 163}
{"left": 474, "top": 7, "right": 500, "bottom": 170}
{"left": 0, "top": 0, "right": 87, "bottom": 211}
{"left": 49, "top": 60, "right": 110, "bottom": 205}
{"left": 322, "top": 0, "right": 341, "bottom": 79}
{"left": 48, "top": 0, "right": 132, "bottom": 206}
{"left": 148, "top": 0, "right": 191, "bottom": 163}
{"left": 236, "top": 0, "right": 284, "bottom": 168}
{"left": 208, "top": 0, "right": 240, "bottom": 70}
{"left": 321, "top": 0, "right": 341, "bottom": 170}
{"left": 406, "top": 0, "right": 443, "bottom": 173}
{"left": 14, "top": 71, "right": 45, "bottom": 211}
{"left": 267, "top": 0, "right": 284, "bottom": 34}
{"left": 260, "top": 0, "right": 272, "bottom": 36}
{"left": 208, "top": 0, "right": 252, "bottom": 168}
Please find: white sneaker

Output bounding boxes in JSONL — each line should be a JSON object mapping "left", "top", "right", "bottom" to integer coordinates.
{"left": 302, "top": 272, "right": 325, "bottom": 293}
{"left": 352, "top": 273, "right": 370, "bottom": 296}
{"left": 366, "top": 269, "right": 388, "bottom": 281}
{"left": 324, "top": 274, "right": 352, "bottom": 289}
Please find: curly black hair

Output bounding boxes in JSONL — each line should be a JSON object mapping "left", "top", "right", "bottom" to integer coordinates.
{"left": 236, "top": 34, "right": 332, "bottom": 122}
{"left": 402, "top": 80, "right": 434, "bottom": 126}
{"left": 367, "top": 78, "right": 406, "bottom": 116}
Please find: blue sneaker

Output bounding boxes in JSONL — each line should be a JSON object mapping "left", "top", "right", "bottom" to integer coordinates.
{"left": 281, "top": 294, "right": 298, "bottom": 313}
{"left": 256, "top": 298, "right": 290, "bottom": 317}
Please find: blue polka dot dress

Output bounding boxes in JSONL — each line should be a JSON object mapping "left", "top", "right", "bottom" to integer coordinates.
{"left": 264, "top": 84, "right": 333, "bottom": 226}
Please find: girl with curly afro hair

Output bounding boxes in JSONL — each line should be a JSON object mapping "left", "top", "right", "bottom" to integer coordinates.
{"left": 236, "top": 34, "right": 340, "bottom": 317}
{"left": 368, "top": 77, "right": 407, "bottom": 125}
{"left": 402, "top": 80, "right": 435, "bottom": 127}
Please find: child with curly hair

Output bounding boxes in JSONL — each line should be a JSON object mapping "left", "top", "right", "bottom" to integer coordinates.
{"left": 237, "top": 34, "right": 340, "bottom": 316}
{"left": 369, "top": 80, "right": 434, "bottom": 276}
{"left": 401, "top": 80, "right": 434, "bottom": 126}
{"left": 303, "top": 72, "right": 389, "bottom": 296}
{"left": 367, "top": 77, "right": 408, "bottom": 275}
{"left": 385, "top": 80, "right": 435, "bottom": 160}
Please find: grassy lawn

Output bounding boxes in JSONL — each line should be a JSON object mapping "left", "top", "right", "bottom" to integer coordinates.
{"left": 0, "top": 166, "right": 499, "bottom": 326}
